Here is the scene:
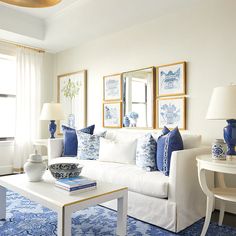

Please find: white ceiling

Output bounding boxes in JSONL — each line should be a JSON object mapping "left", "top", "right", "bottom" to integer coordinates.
{"left": 0, "top": 0, "right": 199, "bottom": 53}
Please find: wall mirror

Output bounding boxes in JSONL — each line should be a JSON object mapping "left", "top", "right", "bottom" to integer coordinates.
{"left": 122, "top": 67, "right": 155, "bottom": 128}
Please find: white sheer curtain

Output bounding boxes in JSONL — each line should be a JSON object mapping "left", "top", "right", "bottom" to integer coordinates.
{"left": 13, "top": 47, "right": 43, "bottom": 172}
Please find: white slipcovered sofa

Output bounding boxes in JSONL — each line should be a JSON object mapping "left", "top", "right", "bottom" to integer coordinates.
{"left": 48, "top": 130, "right": 213, "bottom": 233}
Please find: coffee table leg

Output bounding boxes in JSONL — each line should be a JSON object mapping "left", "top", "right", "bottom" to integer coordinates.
{"left": 58, "top": 207, "right": 71, "bottom": 236}
{"left": 0, "top": 186, "right": 6, "bottom": 220}
{"left": 117, "top": 191, "right": 128, "bottom": 236}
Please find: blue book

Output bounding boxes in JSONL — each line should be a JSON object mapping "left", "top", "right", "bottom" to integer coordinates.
{"left": 55, "top": 176, "right": 96, "bottom": 189}
{"left": 56, "top": 182, "right": 97, "bottom": 192}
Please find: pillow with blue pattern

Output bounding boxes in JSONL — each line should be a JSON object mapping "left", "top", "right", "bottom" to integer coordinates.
{"left": 62, "top": 124, "right": 95, "bottom": 157}
{"left": 76, "top": 131, "right": 106, "bottom": 160}
{"left": 156, "top": 127, "right": 183, "bottom": 176}
{"left": 136, "top": 133, "right": 157, "bottom": 171}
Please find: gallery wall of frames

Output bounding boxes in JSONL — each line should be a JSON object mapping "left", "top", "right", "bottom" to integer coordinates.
{"left": 102, "top": 61, "right": 186, "bottom": 130}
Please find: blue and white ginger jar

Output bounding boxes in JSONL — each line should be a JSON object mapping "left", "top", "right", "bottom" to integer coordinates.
{"left": 212, "top": 139, "right": 227, "bottom": 160}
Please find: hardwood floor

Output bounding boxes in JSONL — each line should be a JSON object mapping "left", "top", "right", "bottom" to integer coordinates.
{"left": 212, "top": 210, "right": 236, "bottom": 227}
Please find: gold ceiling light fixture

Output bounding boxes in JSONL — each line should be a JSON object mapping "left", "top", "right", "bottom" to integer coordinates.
{"left": 0, "top": 0, "right": 61, "bottom": 8}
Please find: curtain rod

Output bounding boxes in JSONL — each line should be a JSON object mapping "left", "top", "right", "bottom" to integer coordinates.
{"left": 0, "top": 39, "right": 45, "bottom": 53}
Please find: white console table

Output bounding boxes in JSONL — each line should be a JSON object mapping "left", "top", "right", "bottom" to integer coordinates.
{"left": 197, "top": 154, "right": 236, "bottom": 236}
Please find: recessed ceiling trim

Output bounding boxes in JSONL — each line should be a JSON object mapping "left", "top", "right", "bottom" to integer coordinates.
{"left": 0, "top": 0, "right": 61, "bottom": 8}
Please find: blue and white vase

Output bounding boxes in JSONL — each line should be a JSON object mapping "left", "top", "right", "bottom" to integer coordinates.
{"left": 212, "top": 139, "right": 227, "bottom": 160}
{"left": 68, "top": 114, "right": 75, "bottom": 128}
{"left": 123, "top": 116, "right": 130, "bottom": 127}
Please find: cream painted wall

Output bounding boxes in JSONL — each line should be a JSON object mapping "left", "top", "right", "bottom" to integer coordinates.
{"left": 54, "top": 0, "right": 236, "bottom": 213}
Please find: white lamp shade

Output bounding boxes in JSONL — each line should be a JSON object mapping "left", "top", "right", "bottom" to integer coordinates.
{"left": 206, "top": 85, "right": 236, "bottom": 120}
{"left": 40, "top": 103, "right": 65, "bottom": 120}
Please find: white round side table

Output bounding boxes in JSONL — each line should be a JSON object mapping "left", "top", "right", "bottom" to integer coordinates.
{"left": 197, "top": 154, "right": 236, "bottom": 236}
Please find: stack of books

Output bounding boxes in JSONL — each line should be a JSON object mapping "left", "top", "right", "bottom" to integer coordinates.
{"left": 55, "top": 176, "right": 97, "bottom": 194}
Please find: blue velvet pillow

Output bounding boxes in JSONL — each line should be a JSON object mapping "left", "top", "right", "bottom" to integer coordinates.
{"left": 62, "top": 124, "right": 95, "bottom": 157}
{"left": 156, "top": 127, "right": 183, "bottom": 176}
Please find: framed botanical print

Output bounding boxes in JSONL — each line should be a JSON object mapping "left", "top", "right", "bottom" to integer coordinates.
{"left": 157, "top": 62, "right": 186, "bottom": 97}
{"left": 157, "top": 97, "right": 186, "bottom": 130}
{"left": 57, "top": 70, "right": 87, "bottom": 134}
{"left": 103, "top": 102, "right": 122, "bottom": 128}
{"left": 103, "top": 74, "right": 122, "bottom": 101}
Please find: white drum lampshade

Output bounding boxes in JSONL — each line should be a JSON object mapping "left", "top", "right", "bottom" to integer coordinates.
{"left": 206, "top": 85, "right": 236, "bottom": 120}
{"left": 40, "top": 103, "right": 65, "bottom": 138}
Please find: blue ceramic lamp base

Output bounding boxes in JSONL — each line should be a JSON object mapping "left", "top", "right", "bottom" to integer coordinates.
{"left": 224, "top": 119, "right": 236, "bottom": 156}
{"left": 49, "top": 120, "right": 56, "bottom": 139}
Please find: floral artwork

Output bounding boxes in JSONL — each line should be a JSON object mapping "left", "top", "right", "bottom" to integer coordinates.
{"left": 58, "top": 70, "right": 87, "bottom": 134}
{"left": 62, "top": 79, "right": 81, "bottom": 101}
{"left": 61, "top": 79, "right": 81, "bottom": 127}
{"left": 103, "top": 102, "right": 121, "bottom": 128}
{"left": 157, "top": 97, "right": 186, "bottom": 129}
{"left": 157, "top": 62, "right": 186, "bottom": 97}
{"left": 103, "top": 74, "right": 121, "bottom": 101}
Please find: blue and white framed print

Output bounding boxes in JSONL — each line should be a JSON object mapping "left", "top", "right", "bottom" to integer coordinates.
{"left": 103, "top": 74, "right": 122, "bottom": 101}
{"left": 103, "top": 102, "right": 122, "bottom": 128}
{"left": 157, "top": 97, "right": 186, "bottom": 130}
{"left": 157, "top": 62, "right": 186, "bottom": 97}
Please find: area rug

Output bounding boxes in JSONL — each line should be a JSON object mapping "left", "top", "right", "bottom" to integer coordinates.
{"left": 0, "top": 191, "right": 236, "bottom": 236}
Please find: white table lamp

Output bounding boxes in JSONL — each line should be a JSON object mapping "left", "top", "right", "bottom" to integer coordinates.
{"left": 206, "top": 85, "right": 236, "bottom": 155}
{"left": 40, "top": 103, "right": 65, "bottom": 138}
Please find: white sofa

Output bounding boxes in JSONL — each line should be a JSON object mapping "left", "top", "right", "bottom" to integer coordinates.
{"left": 48, "top": 130, "right": 213, "bottom": 233}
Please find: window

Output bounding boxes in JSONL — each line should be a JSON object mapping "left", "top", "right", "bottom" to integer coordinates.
{"left": 0, "top": 53, "right": 16, "bottom": 139}
{"left": 131, "top": 78, "right": 147, "bottom": 127}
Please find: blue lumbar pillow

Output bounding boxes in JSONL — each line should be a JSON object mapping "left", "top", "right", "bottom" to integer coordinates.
{"left": 156, "top": 126, "right": 183, "bottom": 176}
{"left": 62, "top": 124, "right": 95, "bottom": 157}
{"left": 136, "top": 133, "right": 157, "bottom": 171}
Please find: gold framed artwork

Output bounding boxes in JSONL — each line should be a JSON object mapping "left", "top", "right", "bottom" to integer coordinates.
{"left": 156, "top": 97, "right": 186, "bottom": 130}
{"left": 103, "top": 74, "right": 122, "bottom": 101}
{"left": 157, "top": 61, "right": 186, "bottom": 97}
{"left": 57, "top": 70, "right": 87, "bottom": 135}
{"left": 103, "top": 101, "right": 122, "bottom": 128}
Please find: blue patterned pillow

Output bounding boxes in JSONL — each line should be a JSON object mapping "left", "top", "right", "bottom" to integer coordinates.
{"left": 136, "top": 134, "right": 157, "bottom": 171}
{"left": 62, "top": 125, "right": 95, "bottom": 157}
{"left": 76, "top": 131, "right": 106, "bottom": 160}
{"left": 156, "top": 127, "right": 183, "bottom": 176}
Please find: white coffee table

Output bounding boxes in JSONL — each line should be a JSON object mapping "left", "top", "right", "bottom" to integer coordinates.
{"left": 0, "top": 172, "right": 128, "bottom": 236}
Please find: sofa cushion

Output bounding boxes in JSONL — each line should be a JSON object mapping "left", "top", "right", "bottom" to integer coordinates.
{"left": 136, "top": 133, "right": 157, "bottom": 171}
{"left": 76, "top": 131, "right": 106, "bottom": 160}
{"left": 156, "top": 127, "right": 183, "bottom": 176}
{"left": 79, "top": 160, "right": 169, "bottom": 198}
{"left": 62, "top": 124, "right": 95, "bottom": 157}
{"left": 99, "top": 138, "right": 137, "bottom": 164}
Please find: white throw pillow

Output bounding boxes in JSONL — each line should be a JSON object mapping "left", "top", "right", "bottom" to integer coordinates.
{"left": 99, "top": 138, "right": 137, "bottom": 164}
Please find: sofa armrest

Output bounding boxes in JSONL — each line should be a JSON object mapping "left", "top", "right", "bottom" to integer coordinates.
{"left": 47, "top": 138, "right": 63, "bottom": 163}
{"left": 168, "top": 146, "right": 214, "bottom": 231}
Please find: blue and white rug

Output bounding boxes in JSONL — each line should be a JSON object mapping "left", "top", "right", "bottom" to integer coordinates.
{"left": 0, "top": 191, "right": 236, "bottom": 235}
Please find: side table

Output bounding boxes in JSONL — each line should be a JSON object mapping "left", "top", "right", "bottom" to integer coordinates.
{"left": 197, "top": 154, "right": 236, "bottom": 236}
